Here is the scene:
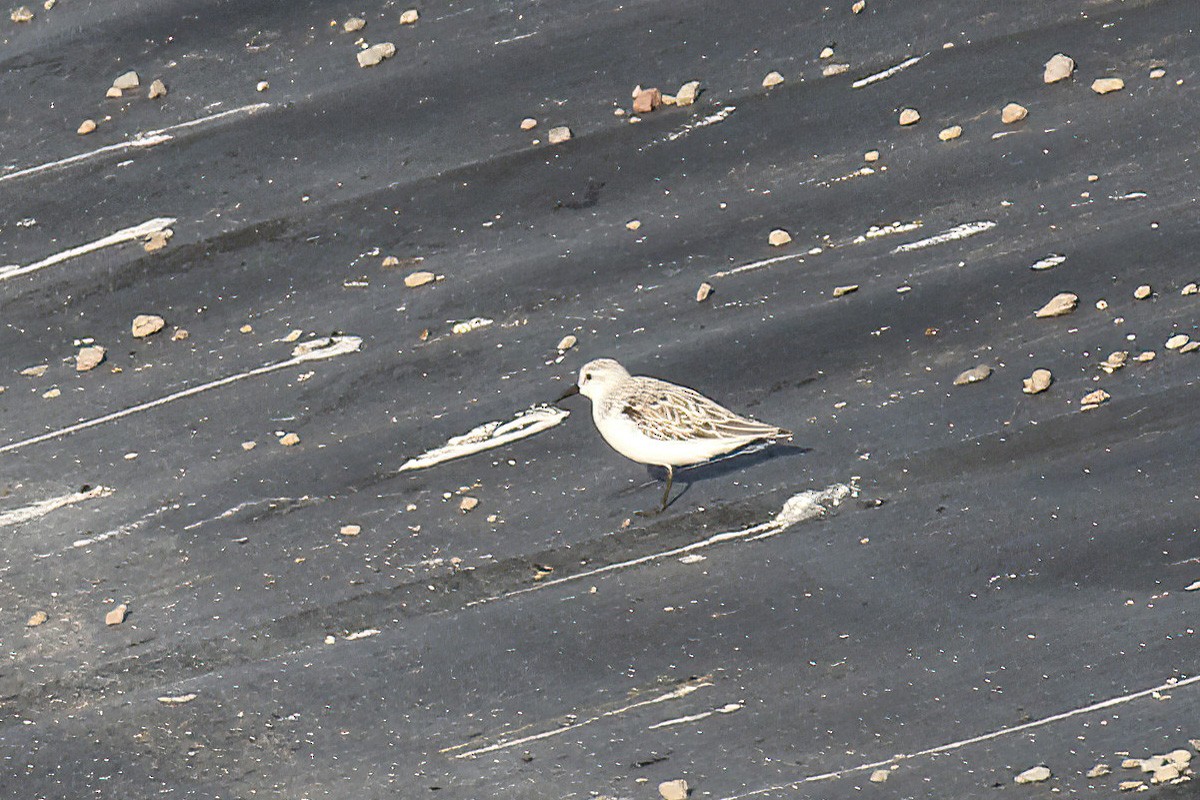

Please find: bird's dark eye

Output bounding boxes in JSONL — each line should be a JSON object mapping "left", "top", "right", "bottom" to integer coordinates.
{"left": 584, "top": 372, "right": 593, "bottom": 381}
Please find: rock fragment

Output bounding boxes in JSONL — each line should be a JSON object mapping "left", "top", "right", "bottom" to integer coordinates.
{"left": 864, "top": 150, "right": 880, "bottom": 162}
{"left": 76, "top": 345, "right": 106, "bottom": 372}
{"left": 1044, "top": 53, "right": 1075, "bottom": 83}
{"left": 658, "top": 779, "right": 689, "bottom": 800}
{"left": 1165, "top": 334, "right": 1190, "bottom": 350}
{"left": 768, "top": 229, "right": 792, "bottom": 247}
{"left": 343, "top": 16, "right": 365, "bottom": 32}
{"left": 257, "top": 80, "right": 270, "bottom": 92}
{"left": 10, "top": 6, "right": 33, "bottom": 22}
{"left": 1080, "top": 388, "right": 1110, "bottom": 409}
{"left": 112, "top": 70, "right": 140, "bottom": 90}
{"left": 696, "top": 282, "right": 713, "bottom": 302}
{"left": 675, "top": 80, "right": 701, "bottom": 106}
{"left": 132, "top": 314, "right": 166, "bottom": 337}
{"left": 1014, "top": 766, "right": 1051, "bottom": 784}
{"left": 556, "top": 334, "right": 577, "bottom": 351}
{"left": 762, "top": 71, "right": 784, "bottom": 88}
{"left": 954, "top": 364, "right": 992, "bottom": 385}
{"left": 1180, "top": 341, "right": 1200, "bottom": 353}
{"left": 105, "top": 87, "right": 123, "bottom": 99}
{"left": 157, "top": 693, "right": 197, "bottom": 705}
{"left": 819, "top": 46, "right": 835, "bottom": 59}
{"left": 340, "top": 524, "right": 361, "bottom": 536}
{"left": 625, "top": 219, "right": 641, "bottom": 230}
{"left": 898, "top": 108, "right": 920, "bottom": 125}
{"left": 1022, "top": 368, "right": 1052, "bottom": 394}
{"left": 1181, "top": 282, "right": 1197, "bottom": 295}
{"left": 77, "top": 119, "right": 97, "bottom": 135}
{"left": 357, "top": 42, "right": 396, "bottom": 68}
{"left": 822, "top": 63, "right": 849, "bottom": 77}
{"left": 42, "top": 388, "right": 60, "bottom": 399}
{"left": 832, "top": 284, "right": 858, "bottom": 297}
{"left": 1150, "top": 67, "right": 1166, "bottom": 79}
{"left": 172, "top": 328, "right": 189, "bottom": 341}
{"left": 633, "top": 87, "right": 662, "bottom": 113}
{"left": 1151, "top": 765, "right": 1180, "bottom": 783}
{"left": 279, "top": 432, "right": 300, "bottom": 446}
{"left": 26, "top": 610, "right": 48, "bottom": 627}
{"left": 1001, "top": 102, "right": 1028, "bottom": 123}
{"left": 520, "top": 117, "right": 537, "bottom": 130}
{"left": 1099, "top": 351, "right": 1128, "bottom": 373}
{"left": 148, "top": 78, "right": 167, "bottom": 99}
{"left": 404, "top": 270, "right": 436, "bottom": 287}
{"left": 105, "top": 603, "right": 128, "bottom": 626}
{"left": 1133, "top": 284, "right": 1152, "bottom": 299}
{"left": 869, "top": 769, "right": 889, "bottom": 783}
{"left": 1118, "top": 780, "right": 1144, "bottom": 791}
{"left": 852, "top": 0, "right": 865, "bottom": 12}
{"left": 939, "top": 125, "right": 962, "bottom": 141}
{"left": 1087, "top": 764, "right": 1111, "bottom": 778}
{"left": 1134, "top": 350, "right": 1156, "bottom": 362}
{"left": 1034, "top": 292, "right": 1077, "bottom": 318}
{"left": 143, "top": 229, "right": 172, "bottom": 252}
{"left": 21, "top": 364, "right": 48, "bottom": 377}
{"left": 547, "top": 125, "right": 572, "bottom": 144}
{"left": 459, "top": 496, "right": 479, "bottom": 513}
{"left": 1092, "top": 77, "right": 1125, "bottom": 94}
{"left": 399, "top": 8, "right": 419, "bottom": 24}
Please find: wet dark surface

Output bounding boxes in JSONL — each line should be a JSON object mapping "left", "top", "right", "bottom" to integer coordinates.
{"left": 2, "top": 1, "right": 1198, "bottom": 797}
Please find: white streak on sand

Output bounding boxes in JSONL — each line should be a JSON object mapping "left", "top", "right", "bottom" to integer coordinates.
{"left": 0, "top": 485, "right": 113, "bottom": 528}
{"left": 398, "top": 406, "right": 569, "bottom": 472}
{"left": 892, "top": 220, "right": 996, "bottom": 253}
{"left": 852, "top": 55, "right": 924, "bottom": 89}
{"left": 0, "top": 218, "right": 175, "bottom": 281}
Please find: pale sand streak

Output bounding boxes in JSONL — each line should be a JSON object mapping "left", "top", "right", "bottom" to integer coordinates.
{"left": 0, "top": 103, "right": 271, "bottom": 185}
{"left": 398, "top": 406, "right": 569, "bottom": 472}
{"left": 892, "top": 220, "right": 997, "bottom": 253}
{"left": 716, "top": 672, "right": 1200, "bottom": 799}
{"left": 852, "top": 55, "right": 925, "bottom": 89}
{"left": 0, "top": 218, "right": 176, "bottom": 281}
{"left": 0, "top": 336, "right": 361, "bottom": 455}
{"left": 0, "top": 485, "right": 113, "bottom": 528}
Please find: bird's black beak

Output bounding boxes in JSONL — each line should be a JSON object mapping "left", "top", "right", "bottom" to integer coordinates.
{"left": 555, "top": 384, "right": 580, "bottom": 403}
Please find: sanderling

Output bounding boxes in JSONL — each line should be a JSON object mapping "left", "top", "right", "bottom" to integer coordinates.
{"left": 557, "top": 358, "right": 792, "bottom": 513}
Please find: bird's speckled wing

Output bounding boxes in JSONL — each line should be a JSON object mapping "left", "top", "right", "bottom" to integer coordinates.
{"left": 616, "top": 377, "right": 790, "bottom": 442}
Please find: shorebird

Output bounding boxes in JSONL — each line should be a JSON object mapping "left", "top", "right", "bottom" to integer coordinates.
{"left": 558, "top": 358, "right": 792, "bottom": 513}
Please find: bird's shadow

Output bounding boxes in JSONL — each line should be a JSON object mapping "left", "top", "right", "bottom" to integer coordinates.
{"left": 616, "top": 442, "right": 811, "bottom": 508}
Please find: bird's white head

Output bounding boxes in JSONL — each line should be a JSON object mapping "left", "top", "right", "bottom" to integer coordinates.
{"left": 576, "top": 358, "right": 631, "bottom": 402}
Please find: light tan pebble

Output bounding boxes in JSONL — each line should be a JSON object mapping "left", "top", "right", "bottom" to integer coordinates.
{"left": 1151, "top": 764, "right": 1180, "bottom": 783}
{"left": 1165, "top": 750, "right": 1192, "bottom": 766}
{"left": 157, "top": 693, "right": 197, "bottom": 705}
{"left": 1095, "top": 299, "right": 1108, "bottom": 310}
{"left": 1133, "top": 284, "right": 1152, "bottom": 299}
{"left": 1100, "top": 351, "right": 1128, "bottom": 372}
{"left": 822, "top": 63, "right": 850, "bottom": 77}
{"left": 832, "top": 284, "right": 858, "bottom": 297}
{"left": 279, "top": 432, "right": 300, "bottom": 446}
{"left": 132, "top": 314, "right": 166, "bottom": 337}
{"left": 1080, "top": 388, "right": 1110, "bottom": 408}
{"left": 21, "top": 364, "right": 49, "bottom": 377}
{"left": 357, "top": 42, "right": 396, "bottom": 68}
{"left": 659, "top": 95, "right": 675, "bottom": 106}
{"left": 820, "top": 46, "right": 835, "bottom": 58}
{"left": 851, "top": 0, "right": 865, "bottom": 12}
{"left": 520, "top": 117, "right": 537, "bottom": 130}
{"left": 658, "top": 779, "right": 689, "bottom": 800}
{"left": 399, "top": 8, "right": 419, "bottom": 24}
{"left": 1119, "top": 781, "right": 1145, "bottom": 791}
{"left": 486, "top": 514, "right": 498, "bottom": 523}
{"left": 147, "top": 78, "right": 167, "bottom": 99}
{"left": 42, "top": 387, "right": 60, "bottom": 399}
{"left": 241, "top": 441, "right": 257, "bottom": 451}
{"left": 626, "top": 219, "right": 641, "bottom": 230}
{"left": 123, "top": 452, "right": 137, "bottom": 460}
{"left": 143, "top": 229, "right": 172, "bottom": 252}
{"left": 953, "top": 364, "right": 992, "bottom": 386}
{"left": 459, "top": 496, "right": 479, "bottom": 513}
{"left": 26, "top": 610, "right": 48, "bottom": 627}
{"left": 77, "top": 119, "right": 97, "bottom": 135}
{"left": 1087, "top": 764, "right": 1111, "bottom": 778}
{"left": 939, "top": 125, "right": 962, "bottom": 141}
{"left": 75, "top": 345, "right": 106, "bottom": 372}
{"left": 1165, "top": 334, "right": 1190, "bottom": 350}
{"left": 113, "top": 70, "right": 140, "bottom": 90}
{"left": 1181, "top": 341, "right": 1200, "bottom": 353}
{"left": 556, "top": 334, "right": 577, "bottom": 351}
{"left": 864, "top": 150, "right": 880, "bottom": 162}
{"left": 105, "top": 603, "right": 128, "bottom": 626}
{"left": 898, "top": 108, "right": 920, "bottom": 125}
{"left": 105, "top": 86, "right": 123, "bottom": 98}
{"left": 1044, "top": 53, "right": 1076, "bottom": 83}
{"left": 1134, "top": 350, "right": 1156, "bottom": 362}
{"left": 696, "top": 282, "right": 713, "bottom": 303}
{"left": 869, "top": 769, "right": 889, "bottom": 783}
{"left": 768, "top": 229, "right": 792, "bottom": 247}
{"left": 1181, "top": 282, "right": 1197, "bottom": 295}
{"left": 1092, "top": 77, "right": 1125, "bottom": 94}
{"left": 283, "top": 329, "right": 303, "bottom": 343}
{"left": 1001, "top": 102, "right": 1028, "bottom": 123}
{"left": 324, "top": 634, "right": 336, "bottom": 645}
{"left": 343, "top": 16, "right": 365, "bottom": 32}
{"left": 10, "top": 6, "right": 33, "bottom": 22}
{"left": 675, "top": 80, "right": 701, "bottom": 106}
{"left": 256, "top": 80, "right": 270, "bottom": 92}
{"left": 339, "top": 524, "right": 361, "bottom": 536}
{"left": 1014, "top": 766, "right": 1051, "bottom": 784}
{"left": 1022, "top": 368, "right": 1052, "bottom": 394}
{"left": 547, "top": 125, "right": 572, "bottom": 144}
{"left": 1034, "top": 292, "right": 1078, "bottom": 318}
{"left": 44, "top": 0, "right": 54, "bottom": 9}
{"left": 762, "top": 71, "right": 784, "bottom": 88}
{"left": 404, "top": 270, "right": 435, "bottom": 287}
{"left": 1088, "top": 174, "right": 1099, "bottom": 182}
{"left": 633, "top": 87, "right": 662, "bottom": 113}
{"left": 1150, "top": 68, "right": 1166, "bottom": 79}
{"left": 239, "top": 324, "right": 253, "bottom": 334}
{"left": 171, "top": 328, "right": 189, "bottom": 341}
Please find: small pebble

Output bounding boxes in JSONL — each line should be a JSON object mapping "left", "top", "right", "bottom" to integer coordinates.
{"left": 953, "top": 364, "right": 992, "bottom": 386}
{"left": 77, "top": 119, "right": 97, "bottom": 135}
{"left": 1099, "top": 351, "right": 1128, "bottom": 373}
{"left": 105, "top": 87, "right": 123, "bottom": 99}
{"left": 112, "top": 70, "right": 140, "bottom": 90}
{"left": 357, "top": 42, "right": 396, "bottom": 68}
{"left": 76, "top": 345, "right": 106, "bottom": 372}
{"left": 105, "top": 603, "right": 128, "bottom": 626}
{"left": 147, "top": 78, "right": 167, "bottom": 99}
{"left": 241, "top": 441, "right": 257, "bottom": 451}
{"left": 658, "top": 779, "right": 689, "bottom": 800}
{"left": 1133, "top": 284, "right": 1152, "bottom": 299}
{"left": 1022, "top": 368, "right": 1052, "bottom": 394}
{"left": 696, "top": 282, "right": 713, "bottom": 302}
{"left": 404, "top": 270, "right": 436, "bottom": 287}
{"left": 557, "top": 334, "right": 577, "bottom": 351}
{"left": 157, "top": 693, "right": 197, "bottom": 705}
{"left": 459, "top": 497, "right": 479, "bottom": 513}
{"left": 1183, "top": 341, "right": 1200, "bottom": 353}
{"left": 1119, "top": 781, "right": 1145, "bottom": 791}
{"left": 399, "top": 8, "right": 419, "bottom": 24}
{"left": 675, "top": 80, "right": 701, "bottom": 106}
{"left": 256, "top": 80, "right": 270, "bottom": 92}
{"left": 26, "top": 610, "right": 48, "bottom": 627}
{"left": 1014, "top": 766, "right": 1051, "bottom": 784}
{"left": 325, "top": 635, "right": 336, "bottom": 645}
{"left": 339, "top": 524, "right": 361, "bottom": 536}
{"left": 1092, "top": 77, "right": 1125, "bottom": 94}
{"left": 1150, "top": 68, "right": 1166, "bottom": 79}
{"left": 898, "top": 108, "right": 920, "bottom": 125}
{"left": 10, "top": 6, "right": 33, "bottom": 22}
{"left": 1181, "top": 282, "right": 1197, "bottom": 295}
{"left": 171, "top": 328, "right": 189, "bottom": 341}
{"left": 42, "top": 388, "right": 61, "bottom": 399}
{"left": 768, "top": 229, "right": 792, "bottom": 246}
{"left": 864, "top": 150, "right": 880, "bottom": 162}
{"left": 625, "top": 219, "right": 641, "bottom": 230}
{"left": 143, "top": 229, "right": 172, "bottom": 252}
{"left": 1087, "top": 764, "right": 1111, "bottom": 778}
{"left": 239, "top": 324, "right": 253, "bottom": 334}
{"left": 1151, "top": 765, "right": 1180, "bottom": 784}
{"left": 938, "top": 125, "right": 962, "bottom": 141}
{"left": 1080, "top": 388, "right": 1110, "bottom": 409}
{"left": 1134, "top": 350, "right": 1156, "bottom": 362}
{"left": 1034, "top": 292, "right": 1078, "bottom": 318}
{"left": 832, "top": 284, "right": 858, "bottom": 297}
{"left": 822, "top": 63, "right": 849, "bottom": 77}
{"left": 1044, "top": 53, "right": 1076, "bottom": 83}
{"left": 819, "top": 46, "right": 835, "bottom": 59}
{"left": 869, "top": 769, "right": 889, "bottom": 783}
{"left": 762, "top": 71, "right": 784, "bottom": 88}
{"left": 21, "top": 364, "right": 48, "bottom": 377}
{"left": 279, "top": 432, "right": 300, "bottom": 446}
{"left": 633, "top": 87, "right": 662, "bottom": 113}
{"left": 1165, "top": 750, "right": 1192, "bottom": 766}
{"left": 1001, "top": 102, "right": 1028, "bottom": 123}
{"left": 520, "top": 117, "right": 537, "bottom": 130}
{"left": 132, "top": 314, "right": 166, "bottom": 337}
{"left": 1165, "top": 334, "right": 1190, "bottom": 350}
{"left": 851, "top": 0, "right": 865, "bottom": 12}
{"left": 343, "top": 16, "right": 365, "bottom": 32}
{"left": 547, "top": 125, "right": 572, "bottom": 144}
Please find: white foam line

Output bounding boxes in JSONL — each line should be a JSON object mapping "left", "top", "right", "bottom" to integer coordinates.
{"left": 709, "top": 252, "right": 805, "bottom": 280}
{"left": 892, "top": 220, "right": 996, "bottom": 253}
{"left": 464, "top": 483, "right": 853, "bottom": 609}
{"left": 398, "top": 406, "right": 569, "bottom": 472}
{"left": 0, "top": 336, "right": 361, "bottom": 455}
{"left": 70, "top": 502, "right": 172, "bottom": 549}
{"left": 715, "top": 672, "right": 1200, "bottom": 799}
{"left": 445, "top": 679, "right": 712, "bottom": 758}
{"left": 0, "top": 103, "right": 270, "bottom": 185}
{"left": 648, "top": 709, "right": 713, "bottom": 729}
{"left": 664, "top": 105, "right": 736, "bottom": 143}
{"left": 0, "top": 485, "right": 113, "bottom": 528}
{"left": 852, "top": 55, "right": 924, "bottom": 89}
{"left": 494, "top": 31, "right": 537, "bottom": 45}
{"left": 0, "top": 218, "right": 176, "bottom": 281}
{"left": 1030, "top": 254, "right": 1066, "bottom": 271}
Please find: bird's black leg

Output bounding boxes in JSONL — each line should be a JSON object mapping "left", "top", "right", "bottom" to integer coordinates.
{"left": 660, "top": 465, "right": 674, "bottom": 512}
